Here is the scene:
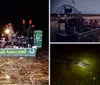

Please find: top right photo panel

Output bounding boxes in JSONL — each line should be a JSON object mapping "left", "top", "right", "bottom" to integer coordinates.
{"left": 50, "top": 0, "right": 100, "bottom": 42}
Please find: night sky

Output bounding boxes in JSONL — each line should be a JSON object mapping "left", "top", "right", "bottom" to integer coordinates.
{"left": 51, "top": 44, "right": 100, "bottom": 85}
{"left": 0, "top": 0, "right": 48, "bottom": 48}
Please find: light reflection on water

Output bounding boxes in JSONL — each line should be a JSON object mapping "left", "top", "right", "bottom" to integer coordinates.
{"left": 51, "top": 52, "right": 100, "bottom": 85}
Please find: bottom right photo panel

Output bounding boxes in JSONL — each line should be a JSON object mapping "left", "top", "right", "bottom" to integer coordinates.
{"left": 51, "top": 44, "right": 100, "bottom": 85}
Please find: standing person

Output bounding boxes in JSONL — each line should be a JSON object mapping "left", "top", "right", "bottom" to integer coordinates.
{"left": 93, "top": 20, "right": 99, "bottom": 27}
{"left": 8, "top": 23, "right": 15, "bottom": 41}
{"left": 7, "top": 23, "right": 12, "bottom": 41}
{"left": 0, "top": 33, "right": 6, "bottom": 48}
{"left": 1, "top": 33, "right": 5, "bottom": 42}
{"left": 89, "top": 19, "right": 93, "bottom": 26}
{"left": 8, "top": 23, "right": 15, "bottom": 36}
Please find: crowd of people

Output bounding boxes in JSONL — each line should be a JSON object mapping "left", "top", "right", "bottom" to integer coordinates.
{"left": 88, "top": 19, "right": 99, "bottom": 27}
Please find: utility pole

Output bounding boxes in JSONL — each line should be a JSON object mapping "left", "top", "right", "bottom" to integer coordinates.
{"left": 29, "top": 19, "right": 32, "bottom": 37}
{"left": 22, "top": 19, "right": 25, "bottom": 35}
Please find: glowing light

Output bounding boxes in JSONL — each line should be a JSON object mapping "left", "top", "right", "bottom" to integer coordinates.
{"left": 32, "top": 25, "right": 35, "bottom": 28}
{"left": 5, "top": 29, "right": 10, "bottom": 34}
{"left": 22, "top": 19, "right": 25, "bottom": 24}
{"left": 5, "top": 74, "right": 10, "bottom": 80}
{"left": 93, "top": 77, "right": 96, "bottom": 80}
{"left": 29, "top": 19, "right": 32, "bottom": 24}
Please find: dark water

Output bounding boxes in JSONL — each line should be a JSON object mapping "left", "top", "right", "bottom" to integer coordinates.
{"left": 51, "top": 44, "right": 100, "bottom": 85}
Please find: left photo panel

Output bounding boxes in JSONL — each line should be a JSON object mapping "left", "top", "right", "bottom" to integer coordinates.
{"left": 0, "top": 0, "right": 48, "bottom": 85}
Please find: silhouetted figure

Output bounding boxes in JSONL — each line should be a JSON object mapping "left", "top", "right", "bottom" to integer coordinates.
{"left": 89, "top": 19, "right": 93, "bottom": 26}
{"left": 93, "top": 20, "right": 99, "bottom": 27}
{"left": 1, "top": 33, "right": 5, "bottom": 40}
{"left": 8, "top": 23, "right": 15, "bottom": 41}
{"left": 0, "top": 33, "right": 6, "bottom": 48}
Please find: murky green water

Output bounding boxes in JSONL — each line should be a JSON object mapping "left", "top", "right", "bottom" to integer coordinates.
{"left": 51, "top": 51, "right": 100, "bottom": 85}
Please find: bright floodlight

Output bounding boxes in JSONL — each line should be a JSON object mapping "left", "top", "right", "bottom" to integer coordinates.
{"left": 5, "top": 29, "right": 10, "bottom": 34}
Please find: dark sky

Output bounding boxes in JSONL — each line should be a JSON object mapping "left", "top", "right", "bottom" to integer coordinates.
{"left": 51, "top": 44, "right": 100, "bottom": 58}
{"left": 0, "top": 0, "right": 48, "bottom": 47}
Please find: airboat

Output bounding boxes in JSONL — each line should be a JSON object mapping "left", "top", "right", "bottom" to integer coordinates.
{"left": 51, "top": 5, "right": 100, "bottom": 42}
{"left": 0, "top": 20, "right": 43, "bottom": 57}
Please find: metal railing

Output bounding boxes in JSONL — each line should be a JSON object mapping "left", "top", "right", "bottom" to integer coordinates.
{"left": 78, "top": 28, "right": 100, "bottom": 41}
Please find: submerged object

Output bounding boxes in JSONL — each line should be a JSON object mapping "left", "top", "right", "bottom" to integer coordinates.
{"left": 72, "top": 60, "right": 90, "bottom": 67}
